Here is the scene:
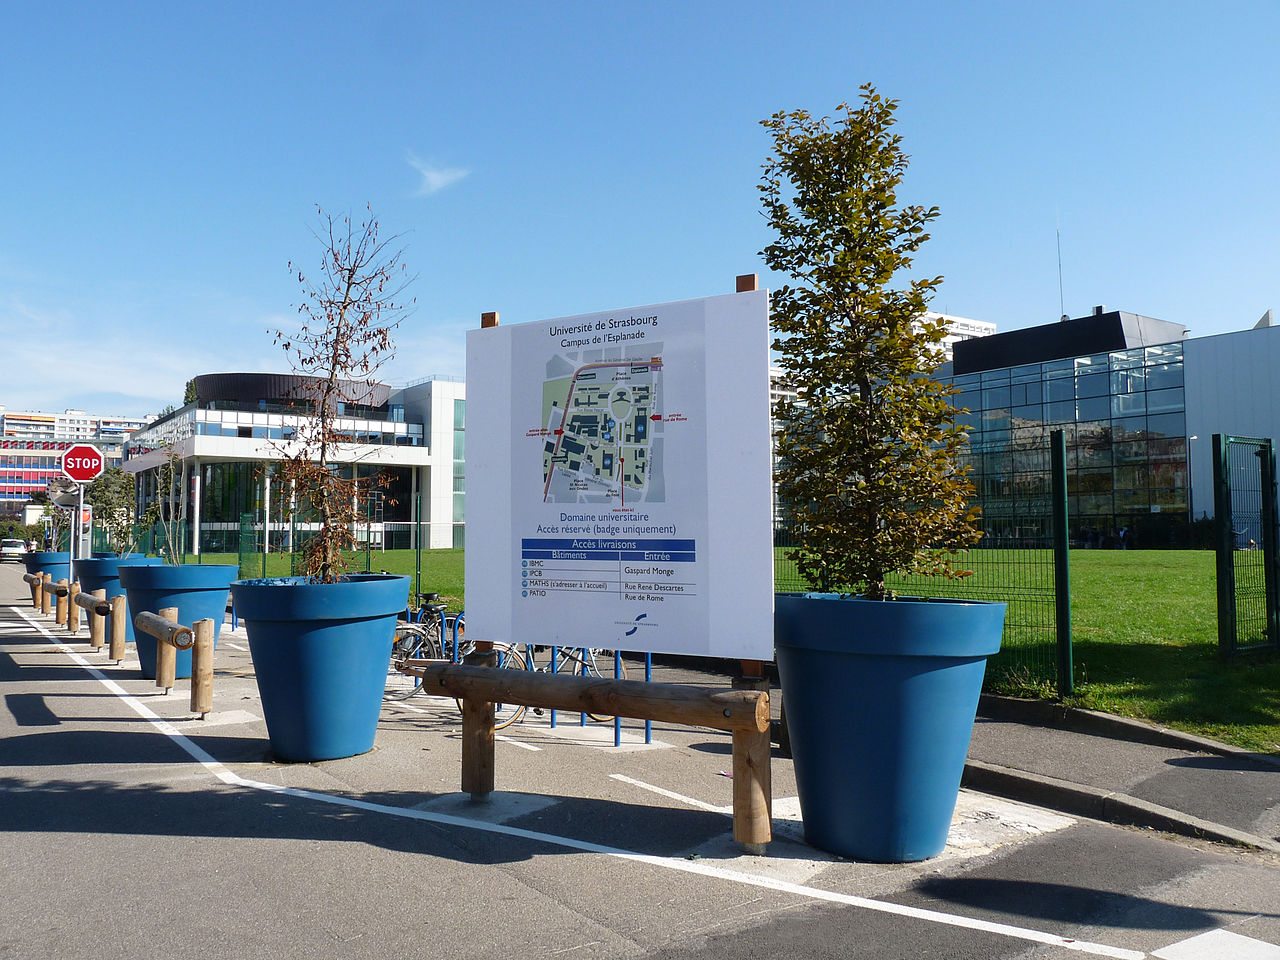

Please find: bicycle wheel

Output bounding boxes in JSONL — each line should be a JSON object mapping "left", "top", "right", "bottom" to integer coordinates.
{"left": 385, "top": 622, "right": 441, "bottom": 701}
{"left": 442, "top": 613, "right": 465, "bottom": 662}
{"left": 573, "top": 648, "right": 627, "bottom": 722}
{"left": 452, "top": 642, "right": 531, "bottom": 730}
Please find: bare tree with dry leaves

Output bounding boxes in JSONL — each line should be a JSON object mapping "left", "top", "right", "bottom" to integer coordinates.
{"left": 274, "top": 206, "right": 415, "bottom": 583}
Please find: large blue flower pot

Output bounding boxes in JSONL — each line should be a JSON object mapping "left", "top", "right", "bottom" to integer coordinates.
{"left": 774, "top": 593, "right": 1005, "bottom": 863}
{"left": 26, "top": 551, "right": 70, "bottom": 585}
{"left": 74, "top": 556, "right": 163, "bottom": 645}
{"left": 230, "top": 575, "right": 410, "bottom": 763}
{"left": 120, "top": 564, "right": 237, "bottom": 680}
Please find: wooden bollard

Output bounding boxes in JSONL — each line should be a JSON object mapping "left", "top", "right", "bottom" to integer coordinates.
{"left": 54, "top": 579, "right": 68, "bottom": 626}
{"left": 67, "top": 581, "right": 81, "bottom": 635}
{"left": 40, "top": 574, "right": 52, "bottom": 615}
{"left": 73, "top": 589, "right": 111, "bottom": 648}
{"left": 154, "top": 607, "right": 180, "bottom": 693}
{"left": 23, "top": 572, "right": 40, "bottom": 607}
{"left": 191, "top": 618, "right": 214, "bottom": 718}
{"left": 108, "top": 595, "right": 127, "bottom": 662}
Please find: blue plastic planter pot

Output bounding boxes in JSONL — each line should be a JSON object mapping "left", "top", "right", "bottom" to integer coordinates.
{"left": 74, "top": 556, "right": 164, "bottom": 645}
{"left": 230, "top": 575, "right": 410, "bottom": 763}
{"left": 775, "top": 592, "right": 1005, "bottom": 863}
{"left": 26, "top": 551, "right": 71, "bottom": 585}
{"left": 119, "top": 564, "right": 237, "bottom": 680}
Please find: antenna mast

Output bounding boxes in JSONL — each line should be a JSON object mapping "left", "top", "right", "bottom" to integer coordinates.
{"left": 1056, "top": 226, "right": 1065, "bottom": 320}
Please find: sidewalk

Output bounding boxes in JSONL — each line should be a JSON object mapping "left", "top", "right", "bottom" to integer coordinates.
{"left": 964, "top": 695, "right": 1280, "bottom": 853}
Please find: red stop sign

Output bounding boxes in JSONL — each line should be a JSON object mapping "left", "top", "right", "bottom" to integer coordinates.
{"left": 61, "top": 444, "right": 104, "bottom": 483}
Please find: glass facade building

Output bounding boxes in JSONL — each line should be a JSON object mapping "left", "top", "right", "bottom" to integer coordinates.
{"left": 949, "top": 341, "right": 1188, "bottom": 547}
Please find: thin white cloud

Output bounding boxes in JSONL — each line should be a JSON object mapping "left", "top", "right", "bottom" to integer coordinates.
{"left": 406, "top": 152, "right": 469, "bottom": 196}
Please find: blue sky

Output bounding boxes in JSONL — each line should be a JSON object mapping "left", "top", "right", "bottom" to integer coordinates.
{"left": 3, "top": 1, "right": 1277, "bottom": 418}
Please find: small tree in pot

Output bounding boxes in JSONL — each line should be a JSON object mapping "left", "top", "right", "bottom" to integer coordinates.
{"left": 764, "top": 86, "right": 1004, "bottom": 862}
{"left": 230, "top": 206, "right": 414, "bottom": 763}
{"left": 764, "top": 85, "right": 981, "bottom": 594}
{"left": 274, "top": 206, "right": 413, "bottom": 581}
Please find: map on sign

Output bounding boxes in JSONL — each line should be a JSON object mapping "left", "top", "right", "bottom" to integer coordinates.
{"left": 540, "top": 348, "right": 665, "bottom": 505}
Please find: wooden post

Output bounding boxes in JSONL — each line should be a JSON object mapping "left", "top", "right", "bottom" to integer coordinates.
{"left": 461, "top": 647, "right": 496, "bottom": 800}
{"left": 26, "top": 573, "right": 39, "bottom": 608}
{"left": 732, "top": 660, "right": 772, "bottom": 853}
{"left": 463, "top": 305, "right": 501, "bottom": 797}
{"left": 191, "top": 618, "right": 214, "bottom": 718}
{"left": 156, "top": 607, "right": 178, "bottom": 693}
{"left": 67, "top": 582, "right": 81, "bottom": 636}
{"left": 40, "top": 574, "right": 52, "bottom": 616}
{"left": 108, "top": 595, "right": 127, "bottom": 662}
{"left": 54, "top": 579, "right": 68, "bottom": 626}
{"left": 88, "top": 589, "right": 107, "bottom": 649}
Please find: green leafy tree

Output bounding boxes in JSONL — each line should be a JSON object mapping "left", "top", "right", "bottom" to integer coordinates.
{"left": 762, "top": 86, "right": 980, "bottom": 600}
{"left": 84, "top": 465, "right": 140, "bottom": 555}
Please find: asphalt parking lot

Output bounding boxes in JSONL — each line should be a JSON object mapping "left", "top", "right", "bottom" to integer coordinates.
{"left": 4, "top": 563, "right": 1280, "bottom": 960}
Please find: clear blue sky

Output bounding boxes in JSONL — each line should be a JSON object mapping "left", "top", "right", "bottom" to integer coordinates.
{"left": 3, "top": 1, "right": 1277, "bottom": 418}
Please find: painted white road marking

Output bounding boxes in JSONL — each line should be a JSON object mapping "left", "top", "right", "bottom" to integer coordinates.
{"left": 610, "top": 773, "right": 727, "bottom": 813}
{"left": 496, "top": 735, "right": 542, "bottom": 751}
{"left": 1153, "top": 929, "right": 1280, "bottom": 960}
{"left": 11, "top": 606, "right": 1144, "bottom": 960}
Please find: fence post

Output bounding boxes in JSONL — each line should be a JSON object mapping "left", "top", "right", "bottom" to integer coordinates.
{"left": 1212, "top": 434, "right": 1237, "bottom": 656}
{"left": 1050, "top": 429, "right": 1073, "bottom": 698}
{"left": 1260, "top": 440, "right": 1280, "bottom": 649}
{"left": 41, "top": 573, "right": 52, "bottom": 616}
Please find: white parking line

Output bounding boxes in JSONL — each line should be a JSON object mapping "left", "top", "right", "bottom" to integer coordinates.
{"left": 496, "top": 735, "right": 542, "bottom": 752}
{"left": 11, "top": 606, "right": 1145, "bottom": 960}
{"left": 610, "top": 773, "right": 727, "bottom": 813}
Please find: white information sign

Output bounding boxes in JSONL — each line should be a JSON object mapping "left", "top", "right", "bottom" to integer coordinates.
{"left": 465, "top": 290, "right": 774, "bottom": 660}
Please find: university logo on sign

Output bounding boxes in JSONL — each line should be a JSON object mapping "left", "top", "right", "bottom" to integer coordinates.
{"left": 61, "top": 444, "right": 104, "bottom": 483}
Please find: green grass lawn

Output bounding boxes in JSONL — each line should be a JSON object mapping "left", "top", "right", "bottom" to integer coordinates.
{"left": 195, "top": 544, "right": 1278, "bottom": 752}
{"left": 196, "top": 549, "right": 466, "bottom": 609}
{"left": 780, "top": 546, "right": 1280, "bottom": 753}
{"left": 1068, "top": 550, "right": 1280, "bottom": 754}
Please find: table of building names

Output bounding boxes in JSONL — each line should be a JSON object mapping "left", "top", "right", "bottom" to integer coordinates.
{"left": 520, "top": 537, "right": 697, "bottom": 601}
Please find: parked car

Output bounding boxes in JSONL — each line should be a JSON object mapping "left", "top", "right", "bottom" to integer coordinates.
{"left": 0, "top": 538, "right": 28, "bottom": 562}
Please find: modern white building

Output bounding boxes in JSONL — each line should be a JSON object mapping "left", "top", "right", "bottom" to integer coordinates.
{"left": 122, "top": 373, "right": 464, "bottom": 554}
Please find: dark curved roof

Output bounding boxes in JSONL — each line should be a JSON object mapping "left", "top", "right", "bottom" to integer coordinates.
{"left": 191, "top": 373, "right": 391, "bottom": 408}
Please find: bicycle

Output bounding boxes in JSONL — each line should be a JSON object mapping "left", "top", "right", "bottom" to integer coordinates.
{"left": 385, "top": 592, "right": 447, "bottom": 701}
{"left": 386, "top": 598, "right": 531, "bottom": 729}
{"left": 509, "top": 644, "right": 627, "bottom": 722}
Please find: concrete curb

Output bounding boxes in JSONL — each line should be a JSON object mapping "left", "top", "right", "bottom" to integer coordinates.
{"left": 962, "top": 758, "right": 1280, "bottom": 854}
{"left": 977, "top": 694, "right": 1280, "bottom": 770}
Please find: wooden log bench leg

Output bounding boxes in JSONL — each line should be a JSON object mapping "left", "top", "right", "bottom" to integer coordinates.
{"left": 461, "top": 643, "right": 496, "bottom": 801}
{"left": 733, "top": 661, "right": 772, "bottom": 853}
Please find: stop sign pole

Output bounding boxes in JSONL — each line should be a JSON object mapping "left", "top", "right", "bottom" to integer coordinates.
{"left": 60, "top": 444, "right": 104, "bottom": 562}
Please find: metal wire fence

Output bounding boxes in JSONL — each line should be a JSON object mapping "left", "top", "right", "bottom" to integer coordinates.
{"left": 774, "top": 433, "right": 1067, "bottom": 696}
